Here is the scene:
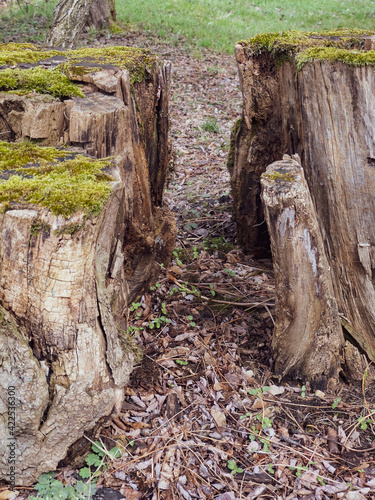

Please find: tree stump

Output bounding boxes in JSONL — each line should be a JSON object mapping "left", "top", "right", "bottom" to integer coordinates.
{"left": 231, "top": 30, "right": 375, "bottom": 384}
{"left": 0, "top": 44, "right": 176, "bottom": 486}
{"left": 261, "top": 156, "right": 344, "bottom": 388}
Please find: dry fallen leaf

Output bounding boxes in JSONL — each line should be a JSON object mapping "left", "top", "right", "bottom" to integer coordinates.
{"left": 0, "top": 491, "right": 17, "bottom": 500}
{"left": 211, "top": 407, "right": 227, "bottom": 427}
{"left": 327, "top": 427, "right": 340, "bottom": 454}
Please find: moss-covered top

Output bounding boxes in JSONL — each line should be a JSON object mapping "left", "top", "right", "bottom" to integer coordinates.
{"left": 0, "top": 67, "right": 85, "bottom": 98}
{"left": 0, "top": 141, "right": 114, "bottom": 217}
{"left": 238, "top": 29, "right": 375, "bottom": 69}
{"left": 0, "top": 43, "right": 159, "bottom": 98}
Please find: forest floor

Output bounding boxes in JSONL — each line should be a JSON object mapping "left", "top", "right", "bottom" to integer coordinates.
{"left": 3, "top": 25, "right": 375, "bottom": 500}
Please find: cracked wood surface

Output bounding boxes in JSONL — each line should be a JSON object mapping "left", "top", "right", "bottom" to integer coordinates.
{"left": 0, "top": 54, "right": 176, "bottom": 485}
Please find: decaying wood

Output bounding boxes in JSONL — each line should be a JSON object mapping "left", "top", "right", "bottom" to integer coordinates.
{"left": 261, "top": 156, "right": 344, "bottom": 388}
{"left": 231, "top": 32, "right": 375, "bottom": 380}
{"left": 0, "top": 49, "right": 176, "bottom": 485}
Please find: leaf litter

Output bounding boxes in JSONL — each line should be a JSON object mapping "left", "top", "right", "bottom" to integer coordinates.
{"left": 5, "top": 25, "right": 375, "bottom": 500}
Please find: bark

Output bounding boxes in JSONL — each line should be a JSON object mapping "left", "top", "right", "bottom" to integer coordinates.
{"left": 0, "top": 51, "right": 175, "bottom": 485}
{"left": 231, "top": 32, "right": 375, "bottom": 381}
{"left": 261, "top": 156, "right": 344, "bottom": 388}
{"left": 45, "top": 0, "right": 116, "bottom": 48}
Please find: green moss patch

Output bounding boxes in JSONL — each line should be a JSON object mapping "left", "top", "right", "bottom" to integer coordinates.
{"left": 0, "top": 43, "right": 159, "bottom": 94}
{"left": 263, "top": 171, "right": 296, "bottom": 182}
{"left": 64, "top": 46, "right": 158, "bottom": 85}
{"left": 295, "top": 47, "right": 375, "bottom": 70}
{"left": 239, "top": 29, "right": 375, "bottom": 69}
{"left": 0, "top": 141, "right": 113, "bottom": 217}
{"left": 0, "top": 67, "right": 84, "bottom": 98}
{"left": 0, "top": 43, "right": 61, "bottom": 66}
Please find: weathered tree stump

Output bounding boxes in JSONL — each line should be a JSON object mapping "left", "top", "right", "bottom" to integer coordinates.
{"left": 0, "top": 44, "right": 176, "bottom": 485}
{"left": 230, "top": 29, "right": 375, "bottom": 384}
{"left": 261, "top": 156, "right": 344, "bottom": 388}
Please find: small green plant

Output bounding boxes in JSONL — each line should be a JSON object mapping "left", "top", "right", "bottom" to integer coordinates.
{"left": 175, "top": 359, "right": 188, "bottom": 366}
{"left": 79, "top": 440, "right": 122, "bottom": 480}
{"left": 256, "top": 414, "right": 273, "bottom": 430}
{"left": 317, "top": 476, "right": 326, "bottom": 486}
{"left": 30, "top": 472, "right": 97, "bottom": 500}
{"left": 203, "top": 236, "right": 234, "bottom": 254}
{"left": 173, "top": 249, "right": 183, "bottom": 266}
{"left": 332, "top": 397, "right": 342, "bottom": 409}
{"left": 224, "top": 268, "right": 236, "bottom": 278}
{"left": 227, "top": 460, "right": 243, "bottom": 475}
{"left": 289, "top": 465, "right": 308, "bottom": 477}
{"left": 240, "top": 411, "right": 252, "bottom": 421}
{"left": 249, "top": 386, "right": 270, "bottom": 396}
{"left": 209, "top": 284, "right": 216, "bottom": 297}
{"left": 148, "top": 315, "right": 171, "bottom": 329}
{"left": 187, "top": 315, "right": 196, "bottom": 327}
{"left": 301, "top": 385, "right": 306, "bottom": 398}
{"left": 129, "top": 302, "right": 141, "bottom": 312}
{"left": 192, "top": 246, "right": 199, "bottom": 259}
{"left": 126, "top": 324, "right": 143, "bottom": 336}
{"left": 267, "top": 463, "right": 275, "bottom": 475}
{"left": 184, "top": 221, "right": 198, "bottom": 231}
{"left": 201, "top": 117, "right": 219, "bottom": 133}
{"left": 149, "top": 282, "right": 162, "bottom": 291}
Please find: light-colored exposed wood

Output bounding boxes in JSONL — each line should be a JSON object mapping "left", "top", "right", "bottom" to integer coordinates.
{"left": 261, "top": 157, "right": 344, "bottom": 388}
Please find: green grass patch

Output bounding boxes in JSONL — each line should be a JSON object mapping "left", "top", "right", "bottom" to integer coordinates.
{"left": 0, "top": 2, "right": 55, "bottom": 44}
{"left": 115, "top": 0, "right": 375, "bottom": 53}
{"left": 0, "top": 141, "right": 114, "bottom": 217}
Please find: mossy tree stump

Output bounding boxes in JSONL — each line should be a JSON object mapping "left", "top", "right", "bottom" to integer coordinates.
{"left": 0, "top": 44, "right": 176, "bottom": 486}
{"left": 230, "top": 30, "right": 375, "bottom": 386}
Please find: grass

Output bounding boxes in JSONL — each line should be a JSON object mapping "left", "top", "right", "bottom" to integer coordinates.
{"left": 115, "top": 0, "right": 375, "bottom": 53}
{"left": 0, "top": 1, "right": 55, "bottom": 43}
{"left": 0, "top": 0, "right": 373, "bottom": 53}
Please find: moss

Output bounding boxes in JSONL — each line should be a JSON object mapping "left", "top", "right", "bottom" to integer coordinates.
{"left": 119, "top": 329, "right": 143, "bottom": 363}
{"left": 227, "top": 117, "right": 241, "bottom": 177}
{"left": 30, "top": 219, "right": 51, "bottom": 236}
{"left": 0, "top": 43, "right": 159, "bottom": 97}
{"left": 61, "top": 64, "right": 101, "bottom": 78}
{"left": 65, "top": 46, "right": 158, "bottom": 85}
{"left": 0, "top": 67, "right": 84, "bottom": 99}
{"left": 239, "top": 29, "right": 375, "bottom": 69}
{"left": 54, "top": 222, "right": 84, "bottom": 236}
{"left": 0, "top": 43, "right": 62, "bottom": 66}
{"left": 108, "top": 22, "right": 125, "bottom": 34}
{"left": 0, "top": 141, "right": 113, "bottom": 217}
{"left": 263, "top": 171, "right": 296, "bottom": 182}
{"left": 0, "top": 141, "right": 69, "bottom": 169}
{"left": 296, "top": 47, "right": 375, "bottom": 70}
